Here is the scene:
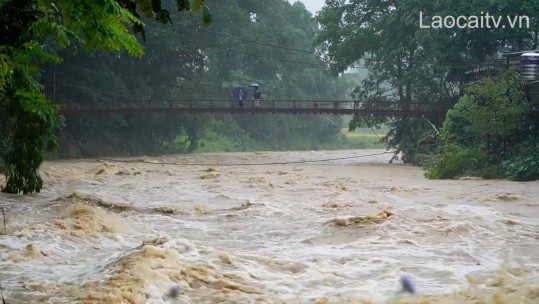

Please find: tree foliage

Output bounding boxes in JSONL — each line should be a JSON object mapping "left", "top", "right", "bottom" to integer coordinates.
{"left": 425, "top": 70, "right": 532, "bottom": 179}
{"left": 441, "top": 70, "right": 527, "bottom": 140}
{"left": 314, "top": 0, "right": 538, "bottom": 162}
{"left": 42, "top": 0, "right": 347, "bottom": 158}
{"left": 501, "top": 139, "right": 539, "bottom": 181}
{"left": 0, "top": 0, "right": 212, "bottom": 193}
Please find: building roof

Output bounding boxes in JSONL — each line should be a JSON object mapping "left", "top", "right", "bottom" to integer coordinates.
{"left": 502, "top": 50, "right": 539, "bottom": 58}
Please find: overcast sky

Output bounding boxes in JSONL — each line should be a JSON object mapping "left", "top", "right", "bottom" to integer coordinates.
{"left": 295, "top": 0, "right": 326, "bottom": 14}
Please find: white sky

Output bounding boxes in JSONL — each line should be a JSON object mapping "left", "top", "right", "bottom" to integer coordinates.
{"left": 294, "top": 0, "right": 326, "bottom": 14}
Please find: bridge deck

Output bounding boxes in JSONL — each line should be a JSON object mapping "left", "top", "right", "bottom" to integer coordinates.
{"left": 56, "top": 99, "right": 539, "bottom": 117}
{"left": 57, "top": 100, "right": 453, "bottom": 117}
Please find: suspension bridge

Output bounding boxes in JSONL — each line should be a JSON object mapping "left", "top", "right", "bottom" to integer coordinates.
{"left": 56, "top": 99, "right": 458, "bottom": 118}
{"left": 55, "top": 99, "right": 539, "bottom": 118}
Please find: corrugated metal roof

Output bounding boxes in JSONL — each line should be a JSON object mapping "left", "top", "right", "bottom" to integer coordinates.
{"left": 502, "top": 50, "right": 539, "bottom": 57}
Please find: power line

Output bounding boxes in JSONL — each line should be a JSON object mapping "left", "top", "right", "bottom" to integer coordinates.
{"left": 144, "top": 24, "right": 367, "bottom": 69}
{"left": 227, "top": 49, "right": 341, "bottom": 68}
{"left": 153, "top": 22, "right": 364, "bottom": 67}
{"left": 45, "top": 72, "right": 187, "bottom": 94}
{"left": 170, "top": 23, "right": 510, "bottom": 69}
{"left": 43, "top": 77, "right": 129, "bottom": 98}
{"left": 48, "top": 150, "right": 395, "bottom": 166}
{"left": 44, "top": 73, "right": 348, "bottom": 102}
{"left": 174, "top": 23, "right": 318, "bottom": 55}
{"left": 40, "top": 27, "right": 512, "bottom": 101}
{"left": 172, "top": 23, "right": 408, "bottom": 64}
{"left": 146, "top": 23, "right": 508, "bottom": 71}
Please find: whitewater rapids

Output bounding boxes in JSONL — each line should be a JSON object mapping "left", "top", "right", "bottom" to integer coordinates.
{"left": 1, "top": 149, "right": 538, "bottom": 303}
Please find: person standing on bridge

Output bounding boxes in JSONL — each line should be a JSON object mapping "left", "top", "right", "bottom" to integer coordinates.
{"left": 253, "top": 87, "right": 261, "bottom": 107}
{"left": 239, "top": 89, "right": 245, "bottom": 107}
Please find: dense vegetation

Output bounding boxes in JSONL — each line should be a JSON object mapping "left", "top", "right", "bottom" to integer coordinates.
{"left": 425, "top": 70, "right": 539, "bottom": 180}
{"left": 0, "top": 0, "right": 210, "bottom": 193}
{"left": 1, "top": 0, "right": 539, "bottom": 193}
{"left": 41, "top": 0, "right": 355, "bottom": 158}
{"left": 315, "top": 0, "right": 539, "bottom": 164}
{"left": 1, "top": 0, "right": 361, "bottom": 193}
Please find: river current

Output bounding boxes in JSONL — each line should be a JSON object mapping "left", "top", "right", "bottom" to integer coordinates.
{"left": 1, "top": 149, "right": 538, "bottom": 303}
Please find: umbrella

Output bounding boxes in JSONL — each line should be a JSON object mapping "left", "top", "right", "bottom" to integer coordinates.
{"left": 248, "top": 83, "right": 261, "bottom": 87}
{"left": 232, "top": 87, "right": 248, "bottom": 100}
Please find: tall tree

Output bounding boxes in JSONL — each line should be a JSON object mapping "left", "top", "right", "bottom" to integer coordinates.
{"left": 314, "top": 0, "right": 538, "bottom": 162}
{"left": 0, "top": 0, "right": 211, "bottom": 193}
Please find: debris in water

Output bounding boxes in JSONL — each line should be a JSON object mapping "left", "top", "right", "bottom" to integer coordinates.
{"left": 1, "top": 282, "right": 5, "bottom": 304}
{"left": 400, "top": 275, "right": 415, "bottom": 293}
{"left": 167, "top": 285, "right": 180, "bottom": 299}
{"left": 1, "top": 208, "right": 5, "bottom": 235}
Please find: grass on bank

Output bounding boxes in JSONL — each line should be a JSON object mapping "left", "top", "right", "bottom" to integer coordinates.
{"left": 194, "top": 128, "right": 385, "bottom": 153}
{"left": 50, "top": 126, "right": 387, "bottom": 158}
{"left": 328, "top": 128, "right": 386, "bottom": 150}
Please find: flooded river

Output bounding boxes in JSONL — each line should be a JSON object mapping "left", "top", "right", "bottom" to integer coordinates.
{"left": 1, "top": 149, "right": 538, "bottom": 303}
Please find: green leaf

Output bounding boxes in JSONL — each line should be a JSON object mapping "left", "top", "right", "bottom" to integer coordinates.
{"left": 136, "top": 0, "right": 153, "bottom": 17}
{"left": 191, "top": 0, "right": 203, "bottom": 12}
{"left": 202, "top": 5, "right": 212, "bottom": 27}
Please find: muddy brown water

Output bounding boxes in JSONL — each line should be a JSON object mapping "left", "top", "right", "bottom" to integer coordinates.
{"left": 0, "top": 149, "right": 538, "bottom": 303}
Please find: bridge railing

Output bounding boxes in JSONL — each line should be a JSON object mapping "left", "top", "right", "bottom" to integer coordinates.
{"left": 57, "top": 99, "right": 448, "bottom": 112}
{"left": 52, "top": 98, "right": 537, "bottom": 118}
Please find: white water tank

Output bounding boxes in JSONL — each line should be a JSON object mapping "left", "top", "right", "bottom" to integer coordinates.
{"left": 521, "top": 53, "right": 539, "bottom": 81}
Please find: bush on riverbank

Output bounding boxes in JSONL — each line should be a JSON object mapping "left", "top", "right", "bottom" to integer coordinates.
{"left": 501, "top": 139, "right": 539, "bottom": 181}
{"left": 425, "top": 70, "right": 538, "bottom": 181}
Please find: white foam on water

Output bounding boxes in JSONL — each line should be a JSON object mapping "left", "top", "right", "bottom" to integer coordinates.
{"left": 1, "top": 150, "right": 538, "bottom": 303}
